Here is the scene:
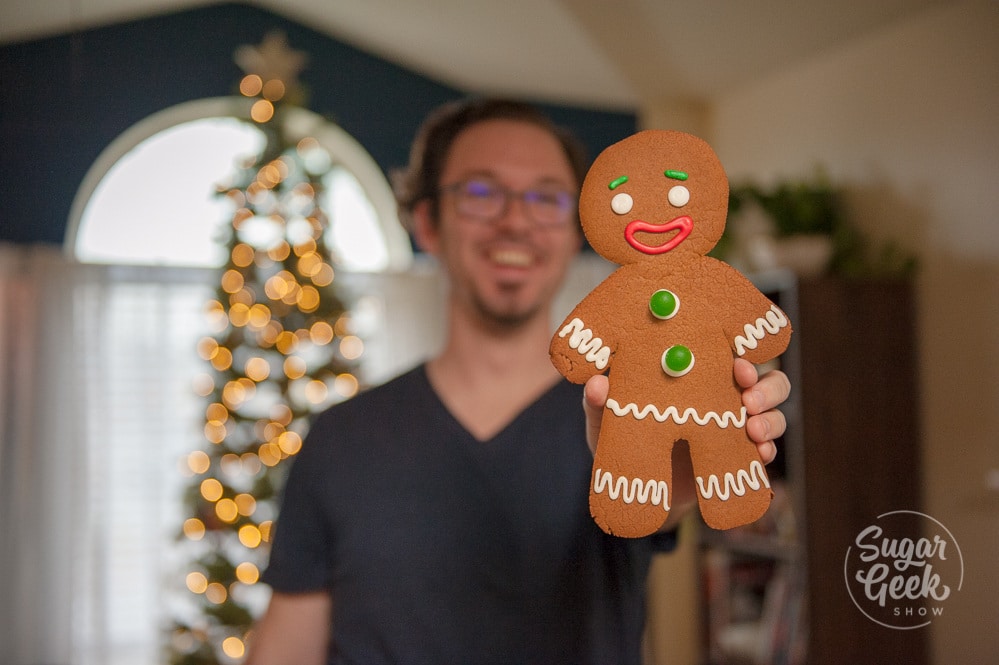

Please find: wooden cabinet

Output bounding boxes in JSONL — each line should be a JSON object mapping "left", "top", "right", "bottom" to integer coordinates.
{"left": 698, "top": 275, "right": 926, "bottom": 665}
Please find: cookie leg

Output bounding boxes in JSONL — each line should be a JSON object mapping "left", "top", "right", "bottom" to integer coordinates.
{"left": 590, "top": 414, "right": 673, "bottom": 538}
{"left": 690, "top": 431, "right": 773, "bottom": 530}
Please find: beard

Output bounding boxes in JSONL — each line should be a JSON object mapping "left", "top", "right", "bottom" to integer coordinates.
{"left": 469, "top": 283, "right": 547, "bottom": 331}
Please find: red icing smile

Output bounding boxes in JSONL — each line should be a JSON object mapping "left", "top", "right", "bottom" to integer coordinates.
{"left": 624, "top": 216, "right": 693, "bottom": 255}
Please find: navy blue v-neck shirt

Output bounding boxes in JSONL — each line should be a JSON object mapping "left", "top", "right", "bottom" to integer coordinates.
{"left": 264, "top": 365, "right": 674, "bottom": 665}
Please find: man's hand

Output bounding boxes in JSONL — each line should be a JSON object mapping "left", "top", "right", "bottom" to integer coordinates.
{"left": 733, "top": 358, "right": 790, "bottom": 464}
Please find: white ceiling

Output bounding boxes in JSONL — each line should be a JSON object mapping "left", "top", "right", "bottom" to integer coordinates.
{"left": 0, "top": 0, "right": 949, "bottom": 110}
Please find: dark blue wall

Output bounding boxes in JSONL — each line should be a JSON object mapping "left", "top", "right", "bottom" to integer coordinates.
{"left": 0, "top": 2, "right": 636, "bottom": 246}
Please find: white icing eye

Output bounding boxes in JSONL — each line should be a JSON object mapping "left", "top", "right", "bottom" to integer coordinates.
{"left": 668, "top": 185, "right": 690, "bottom": 207}
{"left": 611, "top": 192, "right": 633, "bottom": 215}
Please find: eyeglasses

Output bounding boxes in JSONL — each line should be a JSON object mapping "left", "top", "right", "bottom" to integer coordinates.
{"left": 440, "top": 178, "right": 576, "bottom": 228}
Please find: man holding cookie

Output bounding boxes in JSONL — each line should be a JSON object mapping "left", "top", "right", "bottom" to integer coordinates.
{"left": 246, "top": 98, "right": 790, "bottom": 665}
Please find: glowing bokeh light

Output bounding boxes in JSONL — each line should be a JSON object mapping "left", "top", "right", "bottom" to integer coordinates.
{"left": 206, "top": 402, "right": 229, "bottom": 424}
{"left": 239, "top": 74, "right": 263, "bottom": 97}
{"left": 231, "top": 242, "right": 255, "bottom": 267}
{"left": 250, "top": 99, "right": 274, "bottom": 123}
{"left": 310, "top": 321, "right": 334, "bottom": 346}
{"left": 259, "top": 520, "right": 273, "bottom": 542}
{"left": 304, "top": 379, "right": 329, "bottom": 404}
{"left": 297, "top": 285, "right": 321, "bottom": 312}
{"left": 221, "top": 269, "right": 244, "bottom": 294}
{"left": 275, "top": 331, "right": 299, "bottom": 355}
{"left": 311, "top": 263, "right": 334, "bottom": 286}
{"left": 206, "top": 582, "right": 228, "bottom": 604}
{"left": 234, "top": 493, "right": 257, "bottom": 517}
{"left": 334, "top": 373, "right": 360, "bottom": 398}
{"left": 186, "top": 571, "right": 208, "bottom": 594}
{"left": 238, "top": 524, "right": 262, "bottom": 548}
{"left": 235, "top": 562, "right": 260, "bottom": 584}
{"left": 200, "top": 478, "right": 223, "bottom": 502}
{"left": 262, "top": 79, "right": 285, "bottom": 101}
{"left": 187, "top": 450, "right": 211, "bottom": 474}
{"left": 245, "top": 356, "right": 271, "bottom": 382}
{"left": 222, "top": 636, "right": 245, "bottom": 658}
{"left": 183, "top": 518, "right": 206, "bottom": 541}
{"left": 277, "top": 431, "right": 303, "bottom": 456}
{"left": 204, "top": 421, "right": 227, "bottom": 444}
{"left": 340, "top": 335, "right": 364, "bottom": 360}
{"left": 215, "top": 498, "right": 239, "bottom": 523}
{"left": 258, "top": 443, "right": 281, "bottom": 467}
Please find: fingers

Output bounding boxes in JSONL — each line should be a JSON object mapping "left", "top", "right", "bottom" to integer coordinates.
{"left": 734, "top": 359, "right": 791, "bottom": 463}
{"left": 583, "top": 374, "right": 609, "bottom": 410}
{"left": 738, "top": 362, "right": 791, "bottom": 416}
{"left": 583, "top": 375, "right": 608, "bottom": 456}
{"left": 746, "top": 409, "right": 787, "bottom": 456}
{"left": 755, "top": 440, "right": 778, "bottom": 465}
{"left": 732, "top": 357, "right": 760, "bottom": 390}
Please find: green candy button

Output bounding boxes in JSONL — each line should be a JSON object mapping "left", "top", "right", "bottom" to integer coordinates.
{"left": 662, "top": 344, "right": 694, "bottom": 377}
{"left": 649, "top": 289, "right": 679, "bottom": 320}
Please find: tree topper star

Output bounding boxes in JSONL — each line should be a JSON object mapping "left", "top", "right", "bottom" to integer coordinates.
{"left": 234, "top": 31, "right": 308, "bottom": 86}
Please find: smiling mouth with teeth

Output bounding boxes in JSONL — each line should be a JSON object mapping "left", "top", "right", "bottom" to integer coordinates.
{"left": 490, "top": 249, "right": 533, "bottom": 267}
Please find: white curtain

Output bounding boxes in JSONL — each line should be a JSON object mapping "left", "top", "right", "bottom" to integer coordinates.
{"left": 1, "top": 244, "right": 91, "bottom": 664}
{"left": 0, "top": 242, "right": 611, "bottom": 665}
{"left": 0, "top": 244, "right": 211, "bottom": 665}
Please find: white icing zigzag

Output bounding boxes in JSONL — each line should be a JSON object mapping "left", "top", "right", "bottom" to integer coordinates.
{"left": 605, "top": 398, "right": 747, "bottom": 429}
{"left": 558, "top": 317, "right": 611, "bottom": 370}
{"left": 696, "top": 460, "right": 771, "bottom": 501}
{"left": 592, "top": 468, "right": 670, "bottom": 511}
{"left": 733, "top": 305, "right": 789, "bottom": 356}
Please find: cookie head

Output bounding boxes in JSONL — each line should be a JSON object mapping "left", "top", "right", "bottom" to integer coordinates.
{"left": 579, "top": 130, "right": 729, "bottom": 265}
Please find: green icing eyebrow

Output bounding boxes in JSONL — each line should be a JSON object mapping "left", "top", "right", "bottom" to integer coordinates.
{"left": 608, "top": 175, "right": 629, "bottom": 190}
{"left": 664, "top": 170, "right": 688, "bottom": 181}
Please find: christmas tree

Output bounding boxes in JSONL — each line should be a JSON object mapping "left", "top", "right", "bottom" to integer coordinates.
{"left": 167, "top": 33, "right": 361, "bottom": 664}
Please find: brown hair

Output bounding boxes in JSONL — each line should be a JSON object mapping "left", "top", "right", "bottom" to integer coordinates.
{"left": 392, "top": 97, "right": 588, "bottom": 230}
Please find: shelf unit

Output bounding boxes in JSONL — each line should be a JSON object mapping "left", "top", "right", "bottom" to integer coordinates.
{"left": 697, "top": 273, "right": 927, "bottom": 665}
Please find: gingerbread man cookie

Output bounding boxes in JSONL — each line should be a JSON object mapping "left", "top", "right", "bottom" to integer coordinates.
{"left": 550, "top": 130, "right": 792, "bottom": 536}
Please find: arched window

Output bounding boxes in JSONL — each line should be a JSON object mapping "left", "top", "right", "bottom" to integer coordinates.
{"left": 51, "top": 98, "right": 415, "bottom": 664}
{"left": 67, "top": 97, "right": 412, "bottom": 271}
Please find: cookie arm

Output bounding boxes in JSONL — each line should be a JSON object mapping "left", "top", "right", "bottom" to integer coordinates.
{"left": 713, "top": 263, "right": 793, "bottom": 364}
{"left": 550, "top": 311, "right": 614, "bottom": 384}
{"left": 730, "top": 301, "right": 792, "bottom": 364}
